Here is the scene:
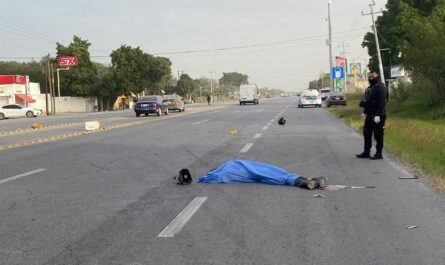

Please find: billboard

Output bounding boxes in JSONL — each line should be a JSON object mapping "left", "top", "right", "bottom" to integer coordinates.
{"left": 57, "top": 56, "right": 78, "bottom": 67}
{"left": 390, "top": 65, "right": 405, "bottom": 78}
{"left": 349, "top": 63, "right": 362, "bottom": 75}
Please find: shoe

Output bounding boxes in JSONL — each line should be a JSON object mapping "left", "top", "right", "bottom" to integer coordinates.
{"left": 356, "top": 152, "right": 371, "bottom": 158}
{"left": 294, "top": 177, "right": 317, "bottom": 190}
{"left": 371, "top": 153, "right": 383, "bottom": 160}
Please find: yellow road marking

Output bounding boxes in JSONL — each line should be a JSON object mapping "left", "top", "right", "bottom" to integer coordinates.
{"left": 0, "top": 106, "right": 227, "bottom": 152}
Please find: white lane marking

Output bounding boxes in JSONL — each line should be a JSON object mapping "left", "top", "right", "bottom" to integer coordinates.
{"left": 231, "top": 111, "right": 239, "bottom": 114}
{"left": 253, "top": 133, "right": 262, "bottom": 139}
{"left": 210, "top": 110, "right": 222, "bottom": 114}
{"left": 262, "top": 126, "right": 269, "bottom": 131}
{"left": 240, "top": 143, "right": 254, "bottom": 153}
{"left": 158, "top": 197, "right": 207, "bottom": 238}
{"left": 192, "top": 119, "right": 211, "bottom": 125}
{"left": 0, "top": 168, "right": 46, "bottom": 185}
{"left": 256, "top": 109, "right": 263, "bottom": 113}
{"left": 270, "top": 119, "right": 275, "bottom": 122}
{"left": 266, "top": 122, "right": 272, "bottom": 126}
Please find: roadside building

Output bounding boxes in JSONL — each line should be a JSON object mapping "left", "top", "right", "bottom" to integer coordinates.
{"left": 0, "top": 75, "right": 39, "bottom": 106}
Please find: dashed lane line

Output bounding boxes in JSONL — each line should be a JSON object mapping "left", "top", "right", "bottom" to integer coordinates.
{"left": 231, "top": 111, "right": 239, "bottom": 114}
{"left": 192, "top": 119, "right": 211, "bottom": 125}
{"left": 240, "top": 143, "right": 254, "bottom": 153}
{"left": 256, "top": 109, "right": 263, "bottom": 113}
{"left": 253, "top": 133, "right": 262, "bottom": 139}
{"left": 0, "top": 168, "right": 46, "bottom": 185}
{"left": 158, "top": 197, "right": 208, "bottom": 238}
{"left": 262, "top": 126, "right": 269, "bottom": 131}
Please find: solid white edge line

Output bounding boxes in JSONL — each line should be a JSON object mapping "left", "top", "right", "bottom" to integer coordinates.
{"left": 253, "top": 133, "right": 262, "bottom": 139}
{"left": 0, "top": 168, "right": 46, "bottom": 185}
{"left": 158, "top": 197, "right": 208, "bottom": 238}
{"left": 192, "top": 119, "right": 211, "bottom": 125}
{"left": 240, "top": 143, "right": 254, "bottom": 153}
{"left": 262, "top": 126, "right": 269, "bottom": 131}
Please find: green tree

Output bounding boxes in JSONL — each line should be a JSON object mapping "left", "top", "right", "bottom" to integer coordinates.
{"left": 176, "top": 74, "right": 198, "bottom": 100}
{"left": 56, "top": 36, "right": 98, "bottom": 96}
{"left": 0, "top": 61, "right": 45, "bottom": 87}
{"left": 218, "top": 72, "right": 248, "bottom": 96}
{"left": 110, "top": 45, "right": 172, "bottom": 96}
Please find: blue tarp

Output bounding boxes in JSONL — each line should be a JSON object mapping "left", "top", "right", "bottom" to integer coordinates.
{"left": 198, "top": 160, "right": 301, "bottom": 186}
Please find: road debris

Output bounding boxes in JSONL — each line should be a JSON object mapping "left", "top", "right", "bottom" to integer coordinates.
{"left": 313, "top": 194, "right": 326, "bottom": 198}
{"left": 31, "top": 123, "right": 43, "bottom": 130}
{"left": 278, "top": 117, "right": 286, "bottom": 125}
{"left": 398, "top": 176, "right": 419, "bottom": 180}
{"left": 229, "top": 129, "right": 237, "bottom": 136}
{"left": 174, "top": 169, "right": 193, "bottom": 185}
{"left": 405, "top": 225, "right": 418, "bottom": 230}
{"left": 324, "top": 185, "right": 375, "bottom": 191}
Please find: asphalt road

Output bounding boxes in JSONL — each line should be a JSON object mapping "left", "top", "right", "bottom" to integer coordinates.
{"left": 0, "top": 98, "right": 444, "bottom": 265}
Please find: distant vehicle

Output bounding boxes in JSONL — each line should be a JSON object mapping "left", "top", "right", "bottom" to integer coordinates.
{"left": 0, "top": 104, "right": 41, "bottom": 120}
{"left": 326, "top": 92, "right": 347, "bottom": 107}
{"left": 298, "top": 89, "right": 322, "bottom": 108}
{"left": 239, "top": 84, "right": 259, "bottom": 105}
{"left": 280, "top": 93, "right": 289, "bottom": 97}
{"left": 134, "top": 96, "right": 169, "bottom": 117}
{"left": 320, "top": 88, "right": 331, "bottom": 101}
{"left": 163, "top": 94, "right": 185, "bottom": 112}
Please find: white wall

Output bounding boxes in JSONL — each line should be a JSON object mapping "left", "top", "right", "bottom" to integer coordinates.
{"left": 34, "top": 95, "right": 97, "bottom": 113}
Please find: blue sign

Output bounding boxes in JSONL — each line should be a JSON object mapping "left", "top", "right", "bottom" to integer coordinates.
{"left": 332, "top": 67, "right": 345, "bottom": 80}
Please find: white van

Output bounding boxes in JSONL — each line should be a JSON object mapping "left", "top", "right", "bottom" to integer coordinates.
{"left": 239, "top": 84, "right": 259, "bottom": 105}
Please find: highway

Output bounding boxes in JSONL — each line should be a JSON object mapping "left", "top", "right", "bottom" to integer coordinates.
{"left": 1, "top": 97, "right": 444, "bottom": 265}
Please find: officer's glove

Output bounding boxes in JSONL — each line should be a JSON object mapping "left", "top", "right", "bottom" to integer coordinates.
{"left": 374, "top": 116, "right": 381, "bottom": 124}
{"left": 361, "top": 113, "right": 367, "bottom": 120}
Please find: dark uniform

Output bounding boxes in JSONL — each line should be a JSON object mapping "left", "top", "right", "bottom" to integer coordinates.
{"left": 357, "top": 77, "right": 388, "bottom": 159}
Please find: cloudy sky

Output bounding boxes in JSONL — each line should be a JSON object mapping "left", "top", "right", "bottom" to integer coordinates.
{"left": 0, "top": 0, "right": 387, "bottom": 91}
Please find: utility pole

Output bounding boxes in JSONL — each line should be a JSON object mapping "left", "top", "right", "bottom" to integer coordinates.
{"left": 338, "top": 41, "right": 349, "bottom": 93}
{"left": 57, "top": 67, "right": 69, "bottom": 113}
{"left": 42, "top": 60, "right": 49, "bottom": 115}
{"left": 327, "top": 0, "right": 334, "bottom": 91}
{"left": 47, "top": 54, "right": 53, "bottom": 115}
{"left": 51, "top": 63, "right": 56, "bottom": 115}
{"left": 363, "top": 0, "right": 385, "bottom": 83}
{"left": 209, "top": 70, "right": 214, "bottom": 101}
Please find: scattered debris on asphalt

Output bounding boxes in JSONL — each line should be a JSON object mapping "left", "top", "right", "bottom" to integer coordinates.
{"left": 278, "top": 117, "right": 286, "bottom": 125}
{"left": 31, "top": 123, "right": 43, "bottom": 130}
{"left": 405, "top": 225, "right": 418, "bottom": 230}
{"left": 398, "top": 176, "right": 419, "bottom": 180}
{"left": 324, "top": 185, "right": 376, "bottom": 191}
{"left": 175, "top": 169, "right": 193, "bottom": 185}
{"left": 313, "top": 194, "right": 326, "bottom": 198}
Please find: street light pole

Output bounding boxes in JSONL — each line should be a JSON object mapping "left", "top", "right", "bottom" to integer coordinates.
{"left": 363, "top": 1, "right": 385, "bottom": 83}
{"left": 327, "top": 1, "right": 334, "bottom": 91}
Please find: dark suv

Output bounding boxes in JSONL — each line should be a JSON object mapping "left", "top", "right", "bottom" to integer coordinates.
{"left": 134, "top": 96, "right": 169, "bottom": 117}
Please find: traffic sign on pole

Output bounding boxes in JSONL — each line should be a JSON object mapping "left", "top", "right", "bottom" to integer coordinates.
{"left": 331, "top": 66, "right": 345, "bottom": 80}
{"left": 57, "top": 56, "right": 78, "bottom": 67}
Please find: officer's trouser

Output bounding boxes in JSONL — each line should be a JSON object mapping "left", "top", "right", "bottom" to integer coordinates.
{"left": 363, "top": 114, "right": 386, "bottom": 154}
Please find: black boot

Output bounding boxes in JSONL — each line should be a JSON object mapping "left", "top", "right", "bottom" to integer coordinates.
{"left": 371, "top": 153, "right": 383, "bottom": 160}
{"left": 356, "top": 152, "right": 371, "bottom": 158}
{"left": 294, "top": 177, "right": 316, "bottom": 190}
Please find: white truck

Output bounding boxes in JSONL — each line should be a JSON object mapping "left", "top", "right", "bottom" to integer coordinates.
{"left": 239, "top": 84, "right": 260, "bottom": 105}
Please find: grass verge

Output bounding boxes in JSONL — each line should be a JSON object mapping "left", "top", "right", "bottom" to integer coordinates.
{"left": 328, "top": 95, "right": 445, "bottom": 192}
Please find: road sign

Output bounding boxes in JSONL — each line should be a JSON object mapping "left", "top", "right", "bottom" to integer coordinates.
{"left": 332, "top": 66, "right": 345, "bottom": 80}
{"left": 57, "top": 56, "right": 78, "bottom": 67}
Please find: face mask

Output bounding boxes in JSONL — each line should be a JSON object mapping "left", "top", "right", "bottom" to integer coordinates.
{"left": 368, "top": 78, "right": 378, "bottom": 86}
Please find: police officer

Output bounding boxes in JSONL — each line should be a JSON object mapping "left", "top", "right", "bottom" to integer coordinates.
{"left": 356, "top": 72, "right": 388, "bottom": 160}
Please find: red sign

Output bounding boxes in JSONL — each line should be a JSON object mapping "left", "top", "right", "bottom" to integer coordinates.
{"left": 0, "top": 75, "right": 26, "bottom": 84}
{"left": 336, "top": 56, "right": 346, "bottom": 67}
{"left": 57, "top": 56, "right": 78, "bottom": 66}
